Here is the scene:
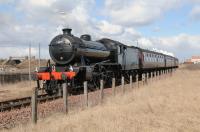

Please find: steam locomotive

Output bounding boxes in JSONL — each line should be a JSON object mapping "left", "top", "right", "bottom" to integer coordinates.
{"left": 36, "top": 28, "right": 178, "bottom": 95}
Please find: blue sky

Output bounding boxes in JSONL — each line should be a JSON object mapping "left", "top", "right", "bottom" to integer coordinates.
{"left": 0, "top": 0, "right": 200, "bottom": 61}
{"left": 142, "top": 5, "right": 199, "bottom": 37}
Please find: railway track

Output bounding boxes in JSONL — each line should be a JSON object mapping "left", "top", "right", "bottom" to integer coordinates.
{"left": 0, "top": 94, "right": 62, "bottom": 112}
{"left": 0, "top": 75, "right": 149, "bottom": 113}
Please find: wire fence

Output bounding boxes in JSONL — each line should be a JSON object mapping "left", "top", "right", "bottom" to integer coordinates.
{"left": 0, "top": 73, "right": 30, "bottom": 84}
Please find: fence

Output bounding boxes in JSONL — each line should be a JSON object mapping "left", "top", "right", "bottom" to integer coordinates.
{"left": 0, "top": 69, "right": 176, "bottom": 129}
{"left": 0, "top": 73, "right": 30, "bottom": 84}
{"left": 31, "top": 68, "right": 176, "bottom": 124}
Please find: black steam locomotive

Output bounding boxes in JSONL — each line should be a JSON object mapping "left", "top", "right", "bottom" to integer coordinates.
{"left": 36, "top": 28, "right": 178, "bottom": 95}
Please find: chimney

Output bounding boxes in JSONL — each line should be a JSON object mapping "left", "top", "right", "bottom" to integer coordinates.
{"left": 62, "top": 28, "right": 72, "bottom": 35}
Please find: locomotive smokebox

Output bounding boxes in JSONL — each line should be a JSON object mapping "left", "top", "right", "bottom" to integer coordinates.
{"left": 62, "top": 28, "right": 72, "bottom": 35}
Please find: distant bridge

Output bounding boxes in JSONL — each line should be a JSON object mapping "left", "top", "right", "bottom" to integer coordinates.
{"left": 9, "top": 56, "right": 29, "bottom": 61}
{"left": 0, "top": 56, "right": 35, "bottom": 67}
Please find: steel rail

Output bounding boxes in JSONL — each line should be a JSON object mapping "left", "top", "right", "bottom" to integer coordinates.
{"left": 0, "top": 94, "right": 61, "bottom": 112}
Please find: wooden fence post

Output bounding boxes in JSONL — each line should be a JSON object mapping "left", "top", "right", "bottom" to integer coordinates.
{"left": 84, "top": 81, "right": 88, "bottom": 107}
{"left": 2, "top": 74, "right": 4, "bottom": 85}
{"left": 0, "top": 75, "right": 1, "bottom": 84}
{"left": 170, "top": 69, "right": 172, "bottom": 76}
{"left": 58, "top": 87, "right": 62, "bottom": 97}
{"left": 157, "top": 71, "right": 160, "bottom": 80}
{"left": 31, "top": 86, "right": 38, "bottom": 124}
{"left": 121, "top": 76, "right": 125, "bottom": 94}
{"left": 164, "top": 70, "right": 166, "bottom": 77}
{"left": 142, "top": 74, "right": 145, "bottom": 85}
{"left": 145, "top": 73, "right": 147, "bottom": 84}
{"left": 146, "top": 73, "right": 148, "bottom": 84}
{"left": 163, "top": 70, "right": 165, "bottom": 76}
{"left": 100, "top": 80, "right": 104, "bottom": 104}
{"left": 136, "top": 74, "right": 139, "bottom": 88}
{"left": 130, "top": 75, "right": 133, "bottom": 89}
{"left": 63, "top": 82, "right": 68, "bottom": 114}
{"left": 112, "top": 78, "right": 116, "bottom": 96}
{"left": 161, "top": 70, "right": 163, "bottom": 79}
{"left": 166, "top": 69, "right": 168, "bottom": 76}
{"left": 151, "top": 72, "right": 153, "bottom": 83}
{"left": 163, "top": 70, "right": 164, "bottom": 78}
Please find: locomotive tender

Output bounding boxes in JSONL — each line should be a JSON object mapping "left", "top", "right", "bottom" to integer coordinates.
{"left": 36, "top": 28, "right": 178, "bottom": 95}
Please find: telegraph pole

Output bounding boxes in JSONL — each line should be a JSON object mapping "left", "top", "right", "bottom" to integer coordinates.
{"left": 38, "top": 43, "right": 41, "bottom": 67}
{"left": 29, "top": 43, "right": 31, "bottom": 88}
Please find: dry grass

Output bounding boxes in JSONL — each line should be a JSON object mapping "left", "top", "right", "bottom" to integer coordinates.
{"left": 2, "top": 66, "right": 200, "bottom": 132}
{"left": 0, "top": 59, "right": 49, "bottom": 73}
{"left": 16, "top": 59, "right": 49, "bottom": 70}
{"left": 0, "top": 81, "right": 35, "bottom": 101}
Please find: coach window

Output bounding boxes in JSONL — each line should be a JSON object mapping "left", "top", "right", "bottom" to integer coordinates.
{"left": 145, "top": 54, "right": 147, "bottom": 61}
{"left": 150, "top": 54, "right": 152, "bottom": 61}
{"left": 153, "top": 55, "right": 154, "bottom": 62}
{"left": 153, "top": 54, "right": 155, "bottom": 62}
{"left": 118, "top": 45, "right": 122, "bottom": 54}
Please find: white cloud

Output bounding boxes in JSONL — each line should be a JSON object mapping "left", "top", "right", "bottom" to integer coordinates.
{"left": 0, "top": 0, "right": 15, "bottom": 4}
{"left": 137, "top": 34, "right": 200, "bottom": 58}
{"left": 94, "top": 25, "right": 141, "bottom": 46}
{"left": 29, "top": 0, "right": 56, "bottom": 7}
{"left": 0, "top": 47, "right": 36, "bottom": 58}
{"left": 190, "top": 5, "right": 200, "bottom": 20}
{"left": 104, "top": 0, "right": 182, "bottom": 26}
{"left": 0, "top": 0, "right": 95, "bottom": 59}
{"left": 0, "top": 0, "right": 199, "bottom": 60}
{"left": 0, "top": 0, "right": 95, "bottom": 44}
{"left": 138, "top": 38, "right": 154, "bottom": 48}
{"left": 97, "top": 20, "right": 123, "bottom": 35}
{"left": 159, "top": 34, "right": 200, "bottom": 49}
